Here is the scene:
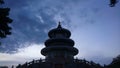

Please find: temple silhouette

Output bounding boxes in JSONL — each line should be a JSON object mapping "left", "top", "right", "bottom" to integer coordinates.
{"left": 16, "top": 22, "right": 120, "bottom": 68}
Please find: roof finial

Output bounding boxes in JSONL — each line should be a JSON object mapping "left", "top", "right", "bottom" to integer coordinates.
{"left": 57, "top": 21, "right": 62, "bottom": 28}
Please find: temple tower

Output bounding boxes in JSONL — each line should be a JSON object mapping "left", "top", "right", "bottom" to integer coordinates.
{"left": 41, "top": 22, "right": 78, "bottom": 64}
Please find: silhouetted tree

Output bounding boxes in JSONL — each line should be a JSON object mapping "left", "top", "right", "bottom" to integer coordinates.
{"left": 109, "top": 0, "right": 118, "bottom": 7}
{"left": 0, "top": 0, "right": 4, "bottom": 4}
{"left": 0, "top": 0, "right": 12, "bottom": 44}
{"left": 105, "top": 55, "right": 120, "bottom": 68}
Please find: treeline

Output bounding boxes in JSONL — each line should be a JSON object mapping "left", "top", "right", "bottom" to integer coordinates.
{"left": 104, "top": 55, "right": 120, "bottom": 68}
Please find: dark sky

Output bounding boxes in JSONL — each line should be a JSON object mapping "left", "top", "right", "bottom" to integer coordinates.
{"left": 0, "top": 0, "right": 120, "bottom": 67}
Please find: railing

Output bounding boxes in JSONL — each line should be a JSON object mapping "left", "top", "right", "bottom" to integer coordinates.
{"left": 16, "top": 58, "right": 101, "bottom": 68}
{"left": 16, "top": 58, "right": 45, "bottom": 68}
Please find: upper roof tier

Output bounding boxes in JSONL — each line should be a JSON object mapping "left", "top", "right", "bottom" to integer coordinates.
{"left": 48, "top": 22, "right": 71, "bottom": 38}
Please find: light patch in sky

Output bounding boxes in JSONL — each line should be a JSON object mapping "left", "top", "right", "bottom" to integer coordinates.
{"left": 0, "top": 43, "right": 45, "bottom": 67}
{"left": 71, "top": 22, "right": 120, "bottom": 65}
{"left": 36, "top": 15, "right": 44, "bottom": 24}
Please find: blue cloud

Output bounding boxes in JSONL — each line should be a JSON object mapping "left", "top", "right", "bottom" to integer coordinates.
{"left": 0, "top": 0, "right": 120, "bottom": 66}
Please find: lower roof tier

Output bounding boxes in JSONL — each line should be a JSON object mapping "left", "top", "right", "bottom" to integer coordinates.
{"left": 41, "top": 46, "right": 78, "bottom": 56}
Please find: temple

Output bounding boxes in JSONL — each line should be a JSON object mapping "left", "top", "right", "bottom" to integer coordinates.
{"left": 16, "top": 22, "right": 102, "bottom": 68}
{"left": 41, "top": 22, "right": 78, "bottom": 63}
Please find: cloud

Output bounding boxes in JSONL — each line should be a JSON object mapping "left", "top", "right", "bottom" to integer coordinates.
{"left": 0, "top": 0, "right": 120, "bottom": 66}
{"left": 0, "top": 43, "right": 45, "bottom": 67}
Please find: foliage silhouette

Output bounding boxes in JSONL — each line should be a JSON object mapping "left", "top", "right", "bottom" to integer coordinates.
{"left": 104, "top": 55, "right": 120, "bottom": 68}
{"left": 0, "top": 0, "right": 4, "bottom": 4}
{"left": 0, "top": 0, "right": 12, "bottom": 44}
{"left": 109, "top": 0, "right": 118, "bottom": 7}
